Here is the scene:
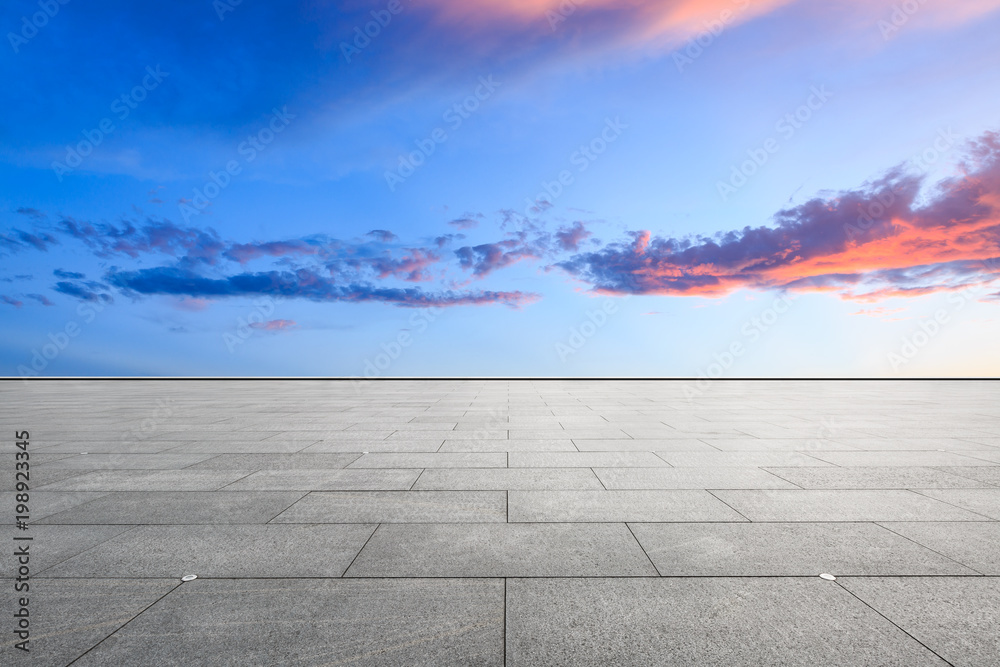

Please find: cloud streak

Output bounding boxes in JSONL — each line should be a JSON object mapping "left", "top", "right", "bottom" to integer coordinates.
{"left": 107, "top": 267, "right": 538, "bottom": 308}
{"left": 557, "top": 132, "right": 1000, "bottom": 301}
{"left": 8, "top": 129, "right": 1000, "bottom": 311}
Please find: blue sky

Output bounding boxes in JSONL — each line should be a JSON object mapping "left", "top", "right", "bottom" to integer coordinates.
{"left": 2, "top": 0, "right": 1000, "bottom": 377}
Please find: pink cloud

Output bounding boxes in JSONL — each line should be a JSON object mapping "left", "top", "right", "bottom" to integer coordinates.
{"left": 249, "top": 319, "right": 298, "bottom": 332}
{"left": 555, "top": 221, "right": 592, "bottom": 252}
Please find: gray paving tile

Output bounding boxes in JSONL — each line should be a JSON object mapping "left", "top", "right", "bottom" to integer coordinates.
{"left": 595, "top": 467, "right": 797, "bottom": 489}
{"left": 31, "top": 440, "right": 188, "bottom": 454}
{"left": 698, "top": 438, "right": 858, "bottom": 451}
{"left": 222, "top": 469, "right": 421, "bottom": 491}
{"left": 509, "top": 490, "right": 748, "bottom": 522}
{"left": 572, "top": 438, "right": 717, "bottom": 452}
{"left": 439, "top": 439, "right": 577, "bottom": 452}
{"left": 629, "top": 522, "right": 977, "bottom": 576}
{"left": 0, "top": 579, "right": 177, "bottom": 667}
{"left": 383, "top": 432, "right": 454, "bottom": 443}
{"left": 831, "top": 438, "right": 999, "bottom": 451}
{"left": 808, "top": 451, "right": 999, "bottom": 467}
{"left": 912, "top": 489, "right": 1000, "bottom": 520}
{"left": 271, "top": 491, "right": 507, "bottom": 523}
{"left": 44, "top": 524, "right": 376, "bottom": 577}
{"left": 346, "top": 452, "right": 506, "bottom": 468}
{"left": 506, "top": 578, "right": 947, "bottom": 666}
{"left": 300, "top": 440, "right": 443, "bottom": 453}
{"left": 840, "top": 577, "right": 1000, "bottom": 667}
{"left": 945, "top": 449, "right": 1000, "bottom": 463}
{"left": 762, "top": 466, "right": 991, "bottom": 489}
{"left": 29, "top": 492, "right": 110, "bottom": 521}
{"left": 512, "top": 429, "right": 628, "bottom": 440}
{"left": 0, "top": 524, "right": 134, "bottom": 573}
{"left": 35, "top": 469, "right": 251, "bottom": 491}
{"left": 510, "top": 452, "right": 669, "bottom": 467}
{"left": 958, "top": 436, "right": 1000, "bottom": 447}
{"left": 712, "top": 490, "right": 990, "bottom": 522}
{"left": 0, "top": 467, "right": 92, "bottom": 490}
{"left": 185, "top": 453, "right": 362, "bottom": 470}
{"left": 298, "top": 430, "right": 395, "bottom": 441}
{"left": 933, "top": 466, "right": 1000, "bottom": 486}
{"left": 71, "top": 579, "right": 503, "bottom": 667}
{"left": 658, "top": 422, "right": 750, "bottom": 435}
{"left": 35, "top": 453, "right": 215, "bottom": 469}
{"left": 413, "top": 468, "right": 604, "bottom": 490}
{"left": 146, "top": 430, "right": 285, "bottom": 442}
{"left": 879, "top": 522, "right": 1000, "bottom": 574}
{"left": 656, "top": 451, "right": 834, "bottom": 467}
{"left": 346, "top": 523, "right": 658, "bottom": 577}
{"left": 35, "top": 491, "right": 305, "bottom": 524}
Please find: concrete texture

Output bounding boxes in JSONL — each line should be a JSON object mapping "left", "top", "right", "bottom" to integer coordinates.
{"left": 2, "top": 379, "right": 998, "bottom": 665}
{"left": 345, "top": 523, "right": 659, "bottom": 577}
{"left": 839, "top": 577, "right": 1000, "bottom": 667}
{"left": 506, "top": 578, "right": 948, "bottom": 666}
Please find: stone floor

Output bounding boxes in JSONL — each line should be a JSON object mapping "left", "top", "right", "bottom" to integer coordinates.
{"left": 2, "top": 379, "right": 999, "bottom": 665}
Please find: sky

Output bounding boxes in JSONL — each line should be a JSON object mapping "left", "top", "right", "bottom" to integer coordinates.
{"left": 1, "top": 0, "right": 999, "bottom": 377}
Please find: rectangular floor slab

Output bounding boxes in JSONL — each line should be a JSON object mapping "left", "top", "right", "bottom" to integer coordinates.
{"left": 69, "top": 578, "right": 504, "bottom": 667}
{"left": 511, "top": 429, "right": 629, "bottom": 440}
{"left": 654, "top": 451, "right": 834, "bottom": 467}
{"left": 628, "top": 522, "right": 978, "bottom": 576}
{"left": 220, "top": 469, "right": 422, "bottom": 491}
{"left": 0, "top": 524, "right": 135, "bottom": 573}
{"left": 711, "top": 490, "right": 990, "bottom": 522}
{"left": 35, "top": 453, "right": 215, "bottom": 469}
{"left": 506, "top": 578, "right": 946, "bottom": 666}
{"left": 346, "top": 452, "right": 506, "bottom": 468}
{"left": 35, "top": 469, "right": 252, "bottom": 491}
{"left": 345, "top": 523, "right": 658, "bottom": 577}
{"left": 698, "top": 438, "right": 858, "bottom": 451}
{"left": 878, "top": 521, "right": 1000, "bottom": 574}
{"left": 271, "top": 491, "right": 507, "bottom": 523}
{"left": 807, "top": 451, "right": 999, "bottom": 467}
{"left": 30, "top": 441, "right": 190, "bottom": 454}
{"left": 594, "top": 467, "right": 798, "bottom": 489}
{"left": 945, "top": 449, "right": 1000, "bottom": 463}
{"left": 413, "top": 468, "right": 604, "bottom": 490}
{"left": 0, "top": 466, "right": 92, "bottom": 491}
{"left": 439, "top": 439, "right": 577, "bottom": 452}
{"left": 840, "top": 577, "right": 1000, "bottom": 667}
{"left": 509, "top": 490, "right": 749, "bottom": 522}
{"left": 43, "top": 524, "right": 377, "bottom": 578}
{"left": 300, "top": 440, "right": 443, "bottom": 453}
{"left": 34, "top": 491, "right": 305, "bottom": 524}
{"left": 830, "top": 438, "right": 999, "bottom": 451}
{"left": 572, "top": 439, "right": 716, "bottom": 452}
{"left": 0, "top": 579, "right": 178, "bottom": 667}
{"left": 185, "top": 453, "right": 362, "bottom": 469}
{"left": 911, "top": 488, "right": 1000, "bottom": 520}
{"left": 509, "top": 452, "right": 670, "bottom": 467}
{"left": 762, "top": 466, "right": 991, "bottom": 489}
{"left": 28, "top": 492, "right": 110, "bottom": 521}
{"left": 159, "top": 440, "right": 318, "bottom": 454}
{"left": 932, "top": 466, "right": 1000, "bottom": 486}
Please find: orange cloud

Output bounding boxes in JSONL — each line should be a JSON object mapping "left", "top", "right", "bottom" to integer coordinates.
{"left": 557, "top": 131, "right": 1000, "bottom": 303}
